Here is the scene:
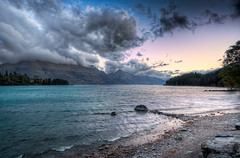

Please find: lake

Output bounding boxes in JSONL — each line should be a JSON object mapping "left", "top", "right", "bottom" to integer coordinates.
{"left": 0, "top": 85, "right": 239, "bottom": 157}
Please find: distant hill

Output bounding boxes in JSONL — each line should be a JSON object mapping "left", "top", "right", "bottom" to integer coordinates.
{"left": 109, "top": 70, "right": 165, "bottom": 85}
{"left": 0, "top": 61, "right": 165, "bottom": 85}
{"left": 165, "top": 70, "right": 224, "bottom": 87}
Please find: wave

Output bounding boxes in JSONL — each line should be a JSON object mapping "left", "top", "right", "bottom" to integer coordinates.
{"left": 52, "top": 145, "right": 73, "bottom": 152}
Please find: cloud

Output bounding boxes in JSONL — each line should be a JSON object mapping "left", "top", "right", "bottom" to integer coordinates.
{"left": 136, "top": 52, "right": 143, "bottom": 57}
{"left": 135, "top": 69, "right": 173, "bottom": 80}
{"left": 203, "top": 9, "right": 227, "bottom": 24}
{"left": 152, "top": 62, "right": 169, "bottom": 68}
{"left": 0, "top": 0, "right": 145, "bottom": 66}
{"left": 160, "top": 5, "right": 193, "bottom": 32}
{"left": 136, "top": 2, "right": 231, "bottom": 39}
{"left": 105, "top": 59, "right": 151, "bottom": 74}
{"left": 175, "top": 60, "right": 183, "bottom": 63}
{"left": 135, "top": 3, "right": 153, "bottom": 18}
{"left": 148, "top": 4, "right": 196, "bottom": 37}
{"left": 105, "top": 59, "right": 172, "bottom": 79}
{"left": 232, "top": 0, "right": 240, "bottom": 18}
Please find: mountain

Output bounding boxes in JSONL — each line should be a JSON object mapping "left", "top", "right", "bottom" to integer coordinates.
{"left": 0, "top": 61, "right": 165, "bottom": 85}
{"left": 0, "top": 61, "right": 115, "bottom": 84}
{"left": 109, "top": 69, "right": 165, "bottom": 85}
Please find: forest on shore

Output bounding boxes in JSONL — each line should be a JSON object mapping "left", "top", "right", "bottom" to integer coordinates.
{"left": 166, "top": 41, "right": 240, "bottom": 88}
{"left": 0, "top": 71, "right": 69, "bottom": 86}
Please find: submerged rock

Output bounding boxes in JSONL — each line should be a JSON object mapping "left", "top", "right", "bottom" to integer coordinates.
{"left": 111, "top": 112, "right": 117, "bottom": 116}
{"left": 134, "top": 105, "right": 148, "bottom": 112}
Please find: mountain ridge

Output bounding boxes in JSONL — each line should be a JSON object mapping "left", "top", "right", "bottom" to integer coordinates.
{"left": 0, "top": 61, "right": 165, "bottom": 85}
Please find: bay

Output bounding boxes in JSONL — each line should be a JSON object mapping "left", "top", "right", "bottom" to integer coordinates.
{"left": 0, "top": 85, "right": 239, "bottom": 157}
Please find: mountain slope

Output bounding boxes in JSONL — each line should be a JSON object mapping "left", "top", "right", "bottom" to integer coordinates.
{"left": 0, "top": 61, "right": 165, "bottom": 85}
{"left": 0, "top": 61, "right": 115, "bottom": 84}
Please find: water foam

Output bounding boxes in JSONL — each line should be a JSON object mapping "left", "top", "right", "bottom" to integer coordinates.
{"left": 52, "top": 145, "right": 73, "bottom": 152}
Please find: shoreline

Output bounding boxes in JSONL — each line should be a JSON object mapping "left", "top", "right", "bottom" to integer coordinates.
{"left": 75, "top": 111, "right": 240, "bottom": 158}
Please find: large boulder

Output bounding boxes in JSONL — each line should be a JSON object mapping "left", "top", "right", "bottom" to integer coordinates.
{"left": 201, "top": 134, "right": 240, "bottom": 158}
{"left": 134, "top": 105, "right": 148, "bottom": 112}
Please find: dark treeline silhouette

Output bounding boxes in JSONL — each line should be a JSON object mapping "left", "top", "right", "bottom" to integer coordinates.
{"left": 0, "top": 70, "right": 68, "bottom": 86}
{"left": 165, "top": 70, "right": 224, "bottom": 87}
{"left": 166, "top": 40, "right": 240, "bottom": 88}
{"left": 165, "top": 62, "right": 240, "bottom": 88}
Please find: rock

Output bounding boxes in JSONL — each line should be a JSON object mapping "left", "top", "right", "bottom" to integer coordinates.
{"left": 111, "top": 112, "right": 117, "bottom": 116}
{"left": 206, "top": 153, "right": 232, "bottom": 158}
{"left": 186, "top": 120, "right": 194, "bottom": 124}
{"left": 150, "top": 110, "right": 159, "bottom": 114}
{"left": 198, "top": 152, "right": 204, "bottom": 158}
{"left": 179, "top": 128, "right": 188, "bottom": 132}
{"left": 201, "top": 135, "right": 240, "bottom": 158}
{"left": 185, "top": 151, "right": 193, "bottom": 155}
{"left": 134, "top": 105, "right": 148, "bottom": 112}
{"left": 215, "top": 133, "right": 233, "bottom": 138}
{"left": 174, "top": 135, "right": 183, "bottom": 140}
{"left": 235, "top": 122, "right": 240, "bottom": 130}
{"left": 176, "top": 114, "right": 184, "bottom": 118}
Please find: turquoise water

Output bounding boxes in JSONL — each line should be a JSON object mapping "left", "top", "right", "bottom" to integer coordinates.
{"left": 0, "top": 85, "right": 239, "bottom": 157}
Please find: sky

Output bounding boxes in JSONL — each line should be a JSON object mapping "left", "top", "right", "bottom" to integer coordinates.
{"left": 0, "top": 0, "right": 239, "bottom": 79}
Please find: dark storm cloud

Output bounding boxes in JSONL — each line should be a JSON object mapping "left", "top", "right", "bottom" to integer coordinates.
{"left": 158, "top": 5, "right": 193, "bottom": 33}
{"left": 232, "top": 0, "right": 240, "bottom": 18}
{"left": 0, "top": 0, "right": 144, "bottom": 65}
{"left": 141, "top": 4, "right": 197, "bottom": 37}
{"left": 203, "top": 10, "right": 227, "bottom": 24}
{"left": 136, "top": 1, "right": 233, "bottom": 38}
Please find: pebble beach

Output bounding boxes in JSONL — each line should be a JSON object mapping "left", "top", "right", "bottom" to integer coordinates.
{"left": 77, "top": 112, "right": 240, "bottom": 158}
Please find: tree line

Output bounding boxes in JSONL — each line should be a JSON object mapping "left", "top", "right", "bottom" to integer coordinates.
{"left": 165, "top": 70, "right": 223, "bottom": 87}
{"left": 166, "top": 40, "right": 240, "bottom": 88}
{"left": 0, "top": 71, "right": 69, "bottom": 86}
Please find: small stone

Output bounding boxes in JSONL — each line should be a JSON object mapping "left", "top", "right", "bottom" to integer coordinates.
{"left": 134, "top": 105, "right": 148, "bottom": 112}
{"left": 150, "top": 110, "right": 159, "bottom": 114}
{"left": 215, "top": 133, "right": 233, "bottom": 138}
{"left": 198, "top": 152, "right": 204, "bottom": 158}
{"left": 110, "top": 112, "right": 117, "bottom": 116}
{"left": 235, "top": 122, "right": 240, "bottom": 130}
{"left": 174, "top": 135, "right": 183, "bottom": 140}
{"left": 228, "top": 127, "right": 236, "bottom": 131}
{"left": 186, "top": 120, "right": 194, "bottom": 124}
{"left": 185, "top": 151, "right": 193, "bottom": 155}
{"left": 179, "top": 128, "right": 188, "bottom": 132}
